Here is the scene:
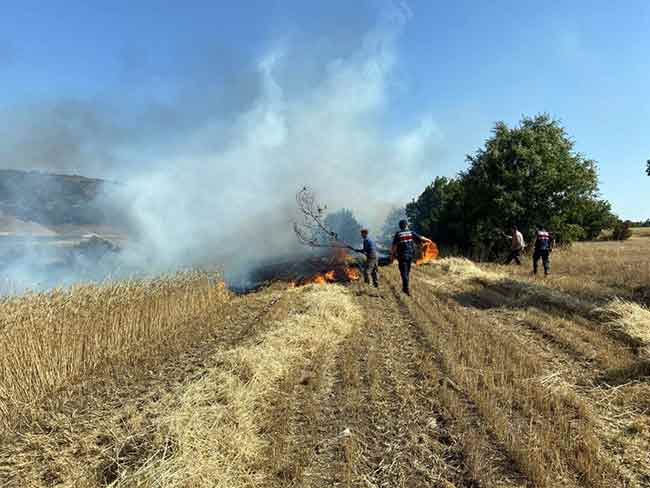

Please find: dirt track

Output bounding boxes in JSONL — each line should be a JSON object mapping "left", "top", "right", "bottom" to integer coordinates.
{"left": 2, "top": 259, "right": 650, "bottom": 487}
{"left": 296, "top": 273, "right": 529, "bottom": 487}
{"left": 263, "top": 261, "right": 649, "bottom": 488}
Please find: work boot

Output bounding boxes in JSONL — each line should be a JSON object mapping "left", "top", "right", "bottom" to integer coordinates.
{"left": 403, "top": 288, "right": 410, "bottom": 296}
{"left": 373, "top": 282, "right": 379, "bottom": 288}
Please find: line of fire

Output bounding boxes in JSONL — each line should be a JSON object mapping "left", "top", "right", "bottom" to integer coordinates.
{"left": 248, "top": 188, "right": 439, "bottom": 289}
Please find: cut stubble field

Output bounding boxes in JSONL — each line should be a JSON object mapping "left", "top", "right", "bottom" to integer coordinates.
{"left": 1, "top": 232, "right": 649, "bottom": 487}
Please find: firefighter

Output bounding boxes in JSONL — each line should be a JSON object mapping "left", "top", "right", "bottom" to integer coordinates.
{"left": 354, "top": 228, "right": 379, "bottom": 287}
{"left": 391, "top": 220, "right": 432, "bottom": 296}
{"left": 532, "top": 225, "right": 553, "bottom": 276}
{"left": 503, "top": 224, "right": 525, "bottom": 265}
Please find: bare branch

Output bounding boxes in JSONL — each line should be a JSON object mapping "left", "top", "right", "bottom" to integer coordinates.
{"left": 293, "top": 187, "right": 353, "bottom": 249}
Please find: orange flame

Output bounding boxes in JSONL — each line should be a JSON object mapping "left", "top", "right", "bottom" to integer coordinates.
{"left": 311, "top": 274, "right": 327, "bottom": 285}
{"left": 306, "top": 268, "right": 355, "bottom": 285}
{"left": 415, "top": 240, "right": 439, "bottom": 265}
{"left": 345, "top": 267, "right": 360, "bottom": 280}
{"left": 292, "top": 252, "right": 361, "bottom": 287}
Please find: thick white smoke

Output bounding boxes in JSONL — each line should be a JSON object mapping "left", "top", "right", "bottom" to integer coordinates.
{"left": 1, "top": 2, "right": 445, "bottom": 288}
{"left": 115, "top": 3, "right": 442, "bottom": 280}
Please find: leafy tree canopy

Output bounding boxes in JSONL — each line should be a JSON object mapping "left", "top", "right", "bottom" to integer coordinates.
{"left": 408, "top": 114, "right": 616, "bottom": 258}
{"left": 406, "top": 177, "right": 466, "bottom": 245}
{"left": 611, "top": 220, "right": 633, "bottom": 241}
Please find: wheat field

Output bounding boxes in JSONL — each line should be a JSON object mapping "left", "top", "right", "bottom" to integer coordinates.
{"left": 0, "top": 231, "right": 649, "bottom": 487}
{"left": 0, "top": 272, "right": 230, "bottom": 432}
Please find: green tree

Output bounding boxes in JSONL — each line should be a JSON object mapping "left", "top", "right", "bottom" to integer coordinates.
{"left": 459, "top": 114, "right": 612, "bottom": 252}
{"left": 564, "top": 198, "right": 617, "bottom": 241}
{"left": 646, "top": 159, "right": 650, "bottom": 176}
{"left": 322, "top": 208, "right": 362, "bottom": 246}
{"left": 408, "top": 114, "right": 616, "bottom": 259}
{"left": 612, "top": 220, "right": 633, "bottom": 241}
{"left": 379, "top": 206, "right": 407, "bottom": 247}
{"left": 406, "top": 177, "right": 468, "bottom": 247}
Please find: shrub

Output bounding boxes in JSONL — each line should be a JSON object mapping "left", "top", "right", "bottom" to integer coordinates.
{"left": 611, "top": 220, "right": 633, "bottom": 241}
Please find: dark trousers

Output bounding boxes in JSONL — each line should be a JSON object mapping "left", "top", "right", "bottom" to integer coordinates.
{"left": 363, "top": 257, "right": 379, "bottom": 286}
{"left": 533, "top": 250, "right": 550, "bottom": 275}
{"left": 505, "top": 249, "right": 522, "bottom": 265}
{"left": 398, "top": 258, "right": 412, "bottom": 292}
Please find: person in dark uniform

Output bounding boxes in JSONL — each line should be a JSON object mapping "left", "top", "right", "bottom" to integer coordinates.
{"left": 354, "top": 228, "right": 379, "bottom": 287}
{"left": 532, "top": 225, "right": 553, "bottom": 276}
{"left": 391, "top": 220, "right": 432, "bottom": 295}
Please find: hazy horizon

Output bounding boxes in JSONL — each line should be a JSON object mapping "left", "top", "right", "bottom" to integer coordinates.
{"left": 0, "top": 0, "right": 648, "bottom": 290}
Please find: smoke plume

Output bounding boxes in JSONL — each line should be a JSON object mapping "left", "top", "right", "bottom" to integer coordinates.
{"left": 0, "top": 2, "right": 445, "bottom": 288}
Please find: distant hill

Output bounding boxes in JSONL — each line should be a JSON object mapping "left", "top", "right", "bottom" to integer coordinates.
{"left": 0, "top": 169, "right": 121, "bottom": 226}
{"left": 0, "top": 214, "right": 58, "bottom": 236}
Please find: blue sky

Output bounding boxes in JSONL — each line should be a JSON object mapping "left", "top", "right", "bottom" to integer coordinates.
{"left": 1, "top": 0, "right": 648, "bottom": 220}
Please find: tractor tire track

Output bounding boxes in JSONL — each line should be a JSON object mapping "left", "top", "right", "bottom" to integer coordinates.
{"left": 409, "top": 267, "right": 650, "bottom": 488}
{"left": 383, "top": 270, "right": 531, "bottom": 487}
{"left": 299, "top": 276, "right": 476, "bottom": 487}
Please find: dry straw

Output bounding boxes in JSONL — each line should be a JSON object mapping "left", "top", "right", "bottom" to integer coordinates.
{"left": 0, "top": 271, "right": 230, "bottom": 431}
{"left": 117, "top": 284, "right": 363, "bottom": 487}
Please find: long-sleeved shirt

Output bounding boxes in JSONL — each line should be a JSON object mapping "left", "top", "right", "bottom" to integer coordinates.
{"left": 392, "top": 230, "right": 424, "bottom": 260}
{"left": 358, "top": 237, "right": 378, "bottom": 259}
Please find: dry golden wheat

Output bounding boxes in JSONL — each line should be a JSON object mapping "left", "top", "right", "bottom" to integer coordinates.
{"left": 2, "top": 231, "right": 649, "bottom": 487}
{"left": 117, "top": 284, "right": 362, "bottom": 487}
{"left": 0, "top": 271, "right": 230, "bottom": 431}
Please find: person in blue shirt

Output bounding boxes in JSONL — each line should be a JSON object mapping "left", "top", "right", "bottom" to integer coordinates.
{"left": 354, "top": 228, "right": 379, "bottom": 287}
